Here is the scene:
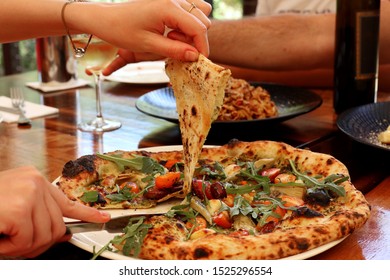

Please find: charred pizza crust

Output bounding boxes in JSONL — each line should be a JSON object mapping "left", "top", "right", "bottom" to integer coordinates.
{"left": 139, "top": 140, "right": 369, "bottom": 259}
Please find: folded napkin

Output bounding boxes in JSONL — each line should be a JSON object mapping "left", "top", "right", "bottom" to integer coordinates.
{"left": 26, "top": 78, "right": 90, "bottom": 93}
{"left": 0, "top": 96, "right": 59, "bottom": 123}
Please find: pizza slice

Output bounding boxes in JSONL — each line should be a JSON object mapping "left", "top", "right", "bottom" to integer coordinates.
{"left": 165, "top": 54, "right": 231, "bottom": 199}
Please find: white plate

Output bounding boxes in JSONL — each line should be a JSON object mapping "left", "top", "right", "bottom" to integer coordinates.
{"left": 64, "top": 145, "right": 347, "bottom": 260}
{"left": 105, "top": 61, "right": 169, "bottom": 84}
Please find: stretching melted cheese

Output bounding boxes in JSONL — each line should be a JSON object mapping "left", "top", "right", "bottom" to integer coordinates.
{"left": 165, "top": 55, "right": 231, "bottom": 198}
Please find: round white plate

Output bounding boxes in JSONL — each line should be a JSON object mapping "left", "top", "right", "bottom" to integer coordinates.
{"left": 105, "top": 61, "right": 169, "bottom": 84}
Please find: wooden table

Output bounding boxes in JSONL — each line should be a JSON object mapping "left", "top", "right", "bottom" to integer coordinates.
{"left": 0, "top": 70, "right": 389, "bottom": 260}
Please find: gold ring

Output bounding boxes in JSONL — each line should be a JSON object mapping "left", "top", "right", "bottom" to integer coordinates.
{"left": 188, "top": 2, "right": 197, "bottom": 13}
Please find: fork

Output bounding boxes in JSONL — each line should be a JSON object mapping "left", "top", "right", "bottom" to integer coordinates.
{"left": 10, "top": 87, "right": 31, "bottom": 126}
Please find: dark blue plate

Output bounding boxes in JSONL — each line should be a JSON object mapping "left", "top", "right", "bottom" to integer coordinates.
{"left": 337, "top": 101, "right": 390, "bottom": 151}
{"left": 135, "top": 83, "right": 322, "bottom": 127}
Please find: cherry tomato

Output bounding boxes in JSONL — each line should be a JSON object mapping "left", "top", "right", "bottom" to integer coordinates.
{"left": 192, "top": 179, "right": 212, "bottom": 200}
{"left": 213, "top": 211, "right": 232, "bottom": 229}
{"left": 155, "top": 172, "right": 181, "bottom": 190}
{"left": 120, "top": 181, "right": 140, "bottom": 193}
{"left": 260, "top": 168, "right": 281, "bottom": 182}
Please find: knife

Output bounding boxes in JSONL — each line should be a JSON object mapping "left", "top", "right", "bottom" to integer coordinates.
{"left": 64, "top": 199, "right": 181, "bottom": 234}
{"left": 65, "top": 215, "right": 138, "bottom": 234}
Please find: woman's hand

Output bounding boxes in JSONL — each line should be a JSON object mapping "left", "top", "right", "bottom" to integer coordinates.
{"left": 0, "top": 166, "right": 110, "bottom": 258}
{"left": 73, "top": 0, "right": 212, "bottom": 75}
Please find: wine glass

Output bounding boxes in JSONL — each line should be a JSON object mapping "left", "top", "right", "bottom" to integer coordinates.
{"left": 70, "top": 26, "right": 120, "bottom": 132}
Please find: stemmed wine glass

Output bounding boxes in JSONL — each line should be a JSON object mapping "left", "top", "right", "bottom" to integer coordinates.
{"left": 65, "top": 0, "right": 121, "bottom": 132}
{"left": 72, "top": 34, "right": 121, "bottom": 132}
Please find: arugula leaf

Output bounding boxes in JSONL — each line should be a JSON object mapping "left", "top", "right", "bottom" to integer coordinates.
{"left": 79, "top": 190, "right": 99, "bottom": 203}
{"left": 165, "top": 203, "right": 195, "bottom": 221}
{"left": 91, "top": 216, "right": 152, "bottom": 259}
{"left": 105, "top": 185, "right": 144, "bottom": 202}
{"left": 195, "top": 162, "right": 227, "bottom": 181}
{"left": 225, "top": 182, "right": 261, "bottom": 195}
{"left": 97, "top": 153, "right": 165, "bottom": 174}
{"left": 288, "top": 159, "right": 347, "bottom": 197}
{"left": 239, "top": 169, "right": 271, "bottom": 193}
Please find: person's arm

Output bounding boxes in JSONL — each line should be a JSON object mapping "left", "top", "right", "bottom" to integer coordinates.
{"left": 0, "top": 0, "right": 67, "bottom": 41}
{"left": 0, "top": 0, "right": 211, "bottom": 62}
{"left": 208, "top": 13, "right": 335, "bottom": 71}
{"left": 209, "top": 0, "right": 390, "bottom": 91}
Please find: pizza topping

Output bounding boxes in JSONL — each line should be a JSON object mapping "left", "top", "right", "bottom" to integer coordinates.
{"left": 79, "top": 190, "right": 106, "bottom": 204}
{"left": 192, "top": 179, "right": 227, "bottom": 200}
{"left": 212, "top": 211, "right": 232, "bottom": 229}
{"left": 92, "top": 216, "right": 152, "bottom": 259}
{"left": 154, "top": 172, "right": 181, "bottom": 190}
{"left": 97, "top": 153, "right": 165, "bottom": 174}
{"left": 189, "top": 196, "right": 213, "bottom": 224}
{"left": 288, "top": 159, "right": 348, "bottom": 197}
{"left": 292, "top": 206, "right": 323, "bottom": 218}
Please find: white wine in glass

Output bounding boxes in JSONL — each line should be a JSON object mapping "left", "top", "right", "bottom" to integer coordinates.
{"left": 74, "top": 36, "right": 121, "bottom": 132}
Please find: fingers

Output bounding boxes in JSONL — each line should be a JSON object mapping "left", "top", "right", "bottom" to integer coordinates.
{"left": 176, "top": 2, "right": 211, "bottom": 56}
{"left": 184, "top": 0, "right": 212, "bottom": 28}
{"left": 154, "top": 0, "right": 212, "bottom": 59}
{"left": 48, "top": 186, "right": 110, "bottom": 223}
{"left": 102, "top": 54, "right": 129, "bottom": 76}
{"left": 102, "top": 50, "right": 163, "bottom": 76}
{"left": 0, "top": 166, "right": 110, "bottom": 258}
{"left": 184, "top": 0, "right": 212, "bottom": 17}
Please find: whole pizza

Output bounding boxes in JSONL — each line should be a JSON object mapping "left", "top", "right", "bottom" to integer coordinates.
{"left": 58, "top": 139, "right": 370, "bottom": 260}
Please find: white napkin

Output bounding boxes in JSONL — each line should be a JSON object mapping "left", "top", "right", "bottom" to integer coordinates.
{"left": 26, "top": 78, "right": 90, "bottom": 93}
{"left": 0, "top": 96, "right": 59, "bottom": 123}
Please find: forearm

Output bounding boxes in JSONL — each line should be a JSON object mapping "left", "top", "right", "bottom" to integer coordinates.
{"left": 0, "top": 0, "right": 109, "bottom": 43}
{"left": 208, "top": 14, "right": 336, "bottom": 71}
{"left": 0, "top": 0, "right": 67, "bottom": 43}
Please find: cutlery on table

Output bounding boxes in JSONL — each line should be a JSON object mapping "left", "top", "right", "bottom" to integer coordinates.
{"left": 10, "top": 87, "right": 31, "bottom": 126}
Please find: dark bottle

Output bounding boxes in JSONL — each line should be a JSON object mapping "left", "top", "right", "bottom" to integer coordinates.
{"left": 333, "top": 0, "right": 380, "bottom": 113}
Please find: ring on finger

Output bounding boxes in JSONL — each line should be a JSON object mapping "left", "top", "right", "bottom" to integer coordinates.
{"left": 187, "top": 2, "right": 197, "bottom": 13}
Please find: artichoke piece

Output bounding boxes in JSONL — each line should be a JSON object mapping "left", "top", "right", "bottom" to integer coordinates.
{"left": 190, "top": 196, "right": 213, "bottom": 224}
{"left": 232, "top": 214, "right": 256, "bottom": 232}
{"left": 270, "top": 185, "right": 306, "bottom": 199}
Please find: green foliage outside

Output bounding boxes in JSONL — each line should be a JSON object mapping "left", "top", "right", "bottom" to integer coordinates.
{"left": 213, "top": 0, "right": 243, "bottom": 19}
